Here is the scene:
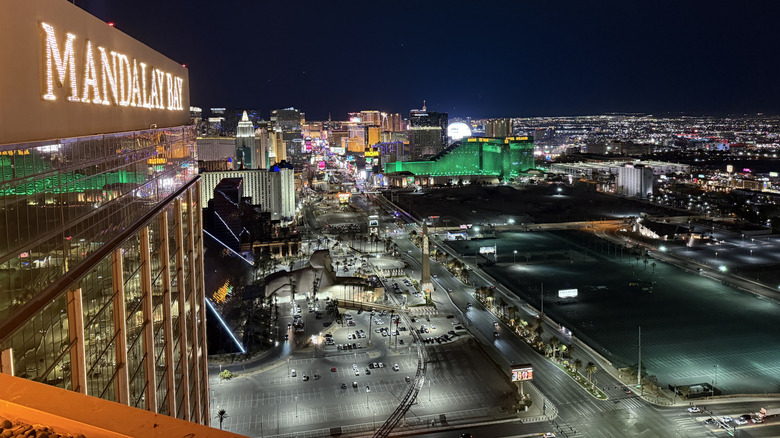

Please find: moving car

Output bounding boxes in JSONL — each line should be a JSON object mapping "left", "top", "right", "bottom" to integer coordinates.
{"left": 687, "top": 406, "right": 700, "bottom": 413}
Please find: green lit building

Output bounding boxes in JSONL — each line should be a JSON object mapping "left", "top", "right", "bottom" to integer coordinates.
{"left": 383, "top": 136, "right": 535, "bottom": 185}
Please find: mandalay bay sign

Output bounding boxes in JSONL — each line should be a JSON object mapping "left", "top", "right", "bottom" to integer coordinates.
{"left": 41, "top": 22, "right": 185, "bottom": 111}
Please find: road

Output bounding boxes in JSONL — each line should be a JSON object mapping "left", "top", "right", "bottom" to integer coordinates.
{"left": 380, "top": 200, "right": 780, "bottom": 438}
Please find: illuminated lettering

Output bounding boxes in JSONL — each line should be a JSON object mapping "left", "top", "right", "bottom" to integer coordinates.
{"left": 80, "top": 41, "right": 101, "bottom": 103}
{"left": 98, "top": 47, "right": 118, "bottom": 105}
{"left": 154, "top": 69, "right": 165, "bottom": 109}
{"left": 166, "top": 73, "right": 174, "bottom": 110}
{"left": 140, "top": 62, "right": 150, "bottom": 108}
{"left": 129, "top": 60, "right": 142, "bottom": 107}
{"left": 40, "top": 23, "right": 186, "bottom": 112}
{"left": 116, "top": 54, "right": 131, "bottom": 106}
{"left": 149, "top": 69, "right": 160, "bottom": 108}
{"left": 174, "top": 77, "right": 183, "bottom": 110}
{"left": 41, "top": 22, "right": 79, "bottom": 102}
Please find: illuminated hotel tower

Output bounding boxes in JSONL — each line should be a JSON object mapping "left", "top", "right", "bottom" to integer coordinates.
{"left": 235, "top": 110, "right": 255, "bottom": 169}
{"left": 0, "top": 0, "right": 210, "bottom": 426}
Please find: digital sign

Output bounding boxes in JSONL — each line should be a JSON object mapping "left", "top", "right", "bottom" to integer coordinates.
{"left": 511, "top": 364, "right": 533, "bottom": 382}
{"left": 479, "top": 246, "right": 496, "bottom": 254}
{"left": 558, "top": 288, "right": 578, "bottom": 298}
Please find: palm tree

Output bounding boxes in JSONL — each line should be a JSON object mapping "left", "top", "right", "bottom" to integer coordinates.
{"left": 650, "top": 262, "right": 657, "bottom": 277}
{"left": 216, "top": 409, "right": 229, "bottom": 430}
{"left": 550, "top": 337, "right": 560, "bottom": 359}
{"left": 558, "top": 344, "right": 568, "bottom": 360}
{"left": 534, "top": 318, "right": 544, "bottom": 338}
{"left": 585, "top": 361, "right": 597, "bottom": 383}
{"left": 544, "top": 344, "right": 554, "bottom": 357}
{"left": 573, "top": 358, "right": 583, "bottom": 374}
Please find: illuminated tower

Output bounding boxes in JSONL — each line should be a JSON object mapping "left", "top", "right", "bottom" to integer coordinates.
{"left": 420, "top": 222, "right": 433, "bottom": 301}
{"left": 409, "top": 102, "right": 448, "bottom": 159}
{"left": 235, "top": 110, "right": 255, "bottom": 169}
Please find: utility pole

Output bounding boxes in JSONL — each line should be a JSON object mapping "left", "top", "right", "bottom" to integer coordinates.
{"left": 540, "top": 282, "right": 544, "bottom": 317}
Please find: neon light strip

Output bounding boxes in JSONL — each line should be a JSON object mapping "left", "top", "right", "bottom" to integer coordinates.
{"left": 205, "top": 298, "right": 246, "bottom": 354}
{"left": 202, "top": 229, "right": 254, "bottom": 266}
{"left": 213, "top": 210, "right": 240, "bottom": 243}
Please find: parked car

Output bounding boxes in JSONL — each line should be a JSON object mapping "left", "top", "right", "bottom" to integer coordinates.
{"left": 290, "top": 369, "right": 296, "bottom": 377}
{"left": 392, "top": 363, "right": 399, "bottom": 371}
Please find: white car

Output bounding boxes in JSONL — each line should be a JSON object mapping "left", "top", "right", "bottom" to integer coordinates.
{"left": 687, "top": 406, "right": 701, "bottom": 413}
{"left": 291, "top": 369, "right": 296, "bottom": 377}
{"left": 392, "top": 364, "right": 400, "bottom": 371}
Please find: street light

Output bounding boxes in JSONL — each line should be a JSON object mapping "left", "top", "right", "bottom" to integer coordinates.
{"left": 513, "top": 250, "right": 517, "bottom": 263}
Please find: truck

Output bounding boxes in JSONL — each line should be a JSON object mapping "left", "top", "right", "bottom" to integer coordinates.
{"left": 758, "top": 407, "right": 780, "bottom": 419}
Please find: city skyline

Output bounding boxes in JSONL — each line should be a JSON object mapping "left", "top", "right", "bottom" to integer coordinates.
{"left": 77, "top": 0, "right": 780, "bottom": 120}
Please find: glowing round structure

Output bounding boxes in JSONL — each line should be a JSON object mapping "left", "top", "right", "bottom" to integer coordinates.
{"left": 447, "top": 122, "right": 472, "bottom": 140}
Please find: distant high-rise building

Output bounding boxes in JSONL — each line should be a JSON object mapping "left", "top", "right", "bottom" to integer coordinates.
{"left": 409, "top": 102, "right": 448, "bottom": 159}
{"left": 197, "top": 137, "right": 237, "bottom": 161}
{"left": 271, "top": 107, "right": 304, "bottom": 131}
{"left": 348, "top": 110, "right": 381, "bottom": 126}
{"left": 381, "top": 112, "right": 402, "bottom": 131}
{"left": 485, "top": 119, "right": 513, "bottom": 138}
{"left": 617, "top": 164, "right": 655, "bottom": 198}
{"left": 235, "top": 111, "right": 257, "bottom": 169}
{"left": 200, "top": 168, "right": 296, "bottom": 222}
{"left": 0, "top": 0, "right": 209, "bottom": 425}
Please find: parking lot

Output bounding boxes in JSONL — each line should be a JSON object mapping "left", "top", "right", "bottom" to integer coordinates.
{"left": 211, "top": 296, "right": 516, "bottom": 437}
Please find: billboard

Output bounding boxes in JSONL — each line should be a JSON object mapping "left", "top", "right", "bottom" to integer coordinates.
{"left": 558, "top": 289, "right": 578, "bottom": 298}
{"left": 511, "top": 364, "right": 533, "bottom": 382}
{"left": 479, "top": 246, "right": 496, "bottom": 254}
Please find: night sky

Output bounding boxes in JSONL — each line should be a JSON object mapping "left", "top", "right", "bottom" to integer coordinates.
{"left": 78, "top": 0, "right": 780, "bottom": 120}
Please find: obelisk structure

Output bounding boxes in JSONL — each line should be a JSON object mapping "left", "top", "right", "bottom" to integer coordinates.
{"left": 420, "top": 222, "right": 433, "bottom": 301}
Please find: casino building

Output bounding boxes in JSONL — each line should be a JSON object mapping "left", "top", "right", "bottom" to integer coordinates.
{"left": 0, "top": 0, "right": 211, "bottom": 428}
{"left": 383, "top": 136, "right": 535, "bottom": 186}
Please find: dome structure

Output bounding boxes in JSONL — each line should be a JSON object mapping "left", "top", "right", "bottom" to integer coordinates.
{"left": 447, "top": 122, "right": 472, "bottom": 140}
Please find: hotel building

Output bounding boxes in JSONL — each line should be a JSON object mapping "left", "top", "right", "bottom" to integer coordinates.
{"left": 0, "top": 0, "right": 210, "bottom": 427}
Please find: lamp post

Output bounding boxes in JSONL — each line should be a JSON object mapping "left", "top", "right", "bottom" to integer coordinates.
{"left": 513, "top": 250, "right": 517, "bottom": 263}
{"left": 295, "top": 395, "right": 298, "bottom": 418}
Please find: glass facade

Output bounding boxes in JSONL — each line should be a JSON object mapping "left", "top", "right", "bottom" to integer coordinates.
{"left": 0, "top": 126, "right": 210, "bottom": 425}
{"left": 383, "top": 136, "right": 535, "bottom": 179}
